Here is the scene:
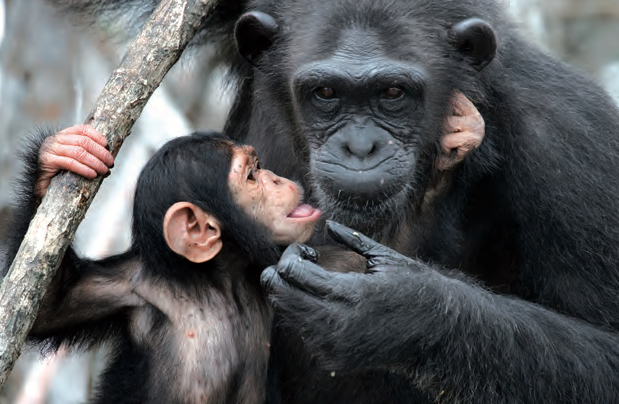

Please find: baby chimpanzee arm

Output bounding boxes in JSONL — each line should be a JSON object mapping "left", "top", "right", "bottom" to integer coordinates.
{"left": 4, "top": 129, "right": 138, "bottom": 350}
{"left": 3, "top": 129, "right": 55, "bottom": 279}
{"left": 3, "top": 127, "right": 112, "bottom": 278}
{"left": 29, "top": 249, "right": 144, "bottom": 351}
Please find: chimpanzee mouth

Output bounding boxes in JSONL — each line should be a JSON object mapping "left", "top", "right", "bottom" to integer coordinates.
{"left": 286, "top": 204, "right": 322, "bottom": 221}
{"left": 284, "top": 182, "right": 322, "bottom": 222}
{"left": 312, "top": 180, "right": 413, "bottom": 231}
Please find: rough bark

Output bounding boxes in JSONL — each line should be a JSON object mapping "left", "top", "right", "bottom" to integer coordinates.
{"left": 0, "top": 0, "right": 213, "bottom": 387}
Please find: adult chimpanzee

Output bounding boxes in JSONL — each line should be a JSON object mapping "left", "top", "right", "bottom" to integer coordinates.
{"left": 6, "top": 128, "right": 322, "bottom": 403}
{"left": 20, "top": 0, "right": 619, "bottom": 402}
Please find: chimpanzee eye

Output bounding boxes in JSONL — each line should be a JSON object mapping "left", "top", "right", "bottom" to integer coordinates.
{"left": 311, "top": 87, "right": 341, "bottom": 114}
{"left": 314, "top": 87, "right": 337, "bottom": 100}
{"left": 382, "top": 87, "right": 404, "bottom": 100}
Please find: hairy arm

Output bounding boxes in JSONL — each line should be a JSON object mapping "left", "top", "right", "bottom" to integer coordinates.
{"left": 3, "top": 127, "right": 128, "bottom": 350}
{"left": 3, "top": 126, "right": 113, "bottom": 276}
{"left": 262, "top": 222, "right": 619, "bottom": 403}
{"left": 29, "top": 249, "right": 144, "bottom": 349}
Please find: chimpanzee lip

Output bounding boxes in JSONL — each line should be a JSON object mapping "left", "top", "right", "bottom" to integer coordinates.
{"left": 286, "top": 204, "right": 321, "bottom": 221}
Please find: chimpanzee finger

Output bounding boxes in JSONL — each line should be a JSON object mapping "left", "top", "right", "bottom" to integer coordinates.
{"left": 55, "top": 134, "right": 115, "bottom": 168}
{"left": 51, "top": 144, "right": 110, "bottom": 176}
{"left": 277, "top": 251, "right": 339, "bottom": 298}
{"left": 441, "top": 130, "right": 483, "bottom": 156}
{"left": 58, "top": 124, "right": 109, "bottom": 148}
{"left": 449, "top": 91, "right": 478, "bottom": 117}
{"left": 260, "top": 266, "right": 287, "bottom": 296}
{"left": 445, "top": 115, "right": 484, "bottom": 135}
{"left": 44, "top": 155, "right": 98, "bottom": 179}
{"left": 299, "top": 244, "right": 318, "bottom": 262}
{"left": 444, "top": 116, "right": 463, "bottom": 134}
{"left": 279, "top": 243, "right": 317, "bottom": 264}
{"left": 261, "top": 266, "right": 328, "bottom": 314}
{"left": 326, "top": 221, "right": 399, "bottom": 262}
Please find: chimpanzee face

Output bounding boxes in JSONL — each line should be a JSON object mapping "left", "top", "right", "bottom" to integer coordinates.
{"left": 290, "top": 28, "right": 431, "bottom": 227}
{"left": 162, "top": 138, "right": 321, "bottom": 264}
{"left": 235, "top": 10, "right": 496, "bottom": 232}
{"left": 228, "top": 145, "right": 321, "bottom": 245}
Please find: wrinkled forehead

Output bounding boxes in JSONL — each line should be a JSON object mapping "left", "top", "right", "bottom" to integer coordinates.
{"left": 291, "top": 27, "right": 386, "bottom": 66}
{"left": 333, "top": 29, "right": 385, "bottom": 60}
{"left": 330, "top": 29, "right": 392, "bottom": 74}
{"left": 286, "top": 5, "right": 442, "bottom": 69}
{"left": 293, "top": 28, "right": 429, "bottom": 82}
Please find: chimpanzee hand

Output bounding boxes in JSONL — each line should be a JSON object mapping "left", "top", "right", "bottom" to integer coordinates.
{"left": 261, "top": 221, "right": 440, "bottom": 373}
{"left": 438, "top": 90, "right": 485, "bottom": 170}
{"left": 36, "top": 124, "right": 115, "bottom": 199}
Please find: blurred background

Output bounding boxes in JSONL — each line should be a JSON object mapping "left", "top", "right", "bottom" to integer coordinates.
{"left": 0, "top": 0, "right": 618, "bottom": 402}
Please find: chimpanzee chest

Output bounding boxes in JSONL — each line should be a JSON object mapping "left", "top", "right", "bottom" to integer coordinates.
{"left": 130, "top": 284, "right": 272, "bottom": 403}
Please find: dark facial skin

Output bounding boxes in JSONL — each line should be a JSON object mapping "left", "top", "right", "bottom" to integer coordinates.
{"left": 292, "top": 29, "right": 432, "bottom": 231}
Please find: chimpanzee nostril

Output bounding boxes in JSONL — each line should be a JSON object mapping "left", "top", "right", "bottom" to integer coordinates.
{"left": 344, "top": 145, "right": 352, "bottom": 157}
{"left": 346, "top": 139, "right": 379, "bottom": 160}
{"left": 335, "top": 122, "right": 390, "bottom": 161}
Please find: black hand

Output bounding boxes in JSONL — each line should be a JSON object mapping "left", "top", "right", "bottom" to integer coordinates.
{"left": 262, "top": 243, "right": 342, "bottom": 300}
{"left": 261, "top": 227, "right": 432, "bottom": 372}
{"left": 326, "top": 220, "right": 416, "bottom": 271}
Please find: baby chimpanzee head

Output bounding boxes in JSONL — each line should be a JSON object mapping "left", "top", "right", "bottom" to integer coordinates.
{"left": 132, "top": 131, "right": 320, "bottom": 274}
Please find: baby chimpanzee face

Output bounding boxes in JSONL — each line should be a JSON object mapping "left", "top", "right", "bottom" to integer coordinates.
{"left": 162, "top": 136, "right": 321, "bottom": 265}
{"left": 228, "top": 145, "right": 321, "bottom": 245}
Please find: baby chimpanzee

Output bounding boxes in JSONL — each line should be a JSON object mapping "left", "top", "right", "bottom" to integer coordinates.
{"left": 13, "top": 130, "right": 320, "bottom": 404}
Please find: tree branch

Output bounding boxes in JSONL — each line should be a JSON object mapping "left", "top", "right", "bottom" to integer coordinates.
{"left": 0, "top": 0, "right": 212, "bottom": 387}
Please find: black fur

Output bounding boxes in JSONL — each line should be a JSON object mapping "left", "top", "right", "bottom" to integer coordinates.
{"left": 2, "top": 127, "right": 54, "bottom": 278}
{"left": 26, "top": 0, "right": 619, "bottom": 402}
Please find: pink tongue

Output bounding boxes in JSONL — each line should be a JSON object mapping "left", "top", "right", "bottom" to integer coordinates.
{"left": 287, "top": 204, "right": 315, "bottom": 218}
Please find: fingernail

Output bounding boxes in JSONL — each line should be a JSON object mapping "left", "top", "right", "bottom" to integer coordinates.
{"left": 104, "top": 171, "right": 111, "bottom": 178}
{"left": 110, "top": 163, "right": 115, "bottom": 168}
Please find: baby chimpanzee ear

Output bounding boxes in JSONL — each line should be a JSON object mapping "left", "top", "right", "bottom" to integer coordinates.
{"left": 163, "top": 202, "right": 223, "bottom": 263}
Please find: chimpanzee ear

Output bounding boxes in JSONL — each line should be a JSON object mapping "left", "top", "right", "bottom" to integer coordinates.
{"left": 449, "top": 18, "right": 497, "bottom": 72}
{"left": 235, "top": 11, "right": 279, "bottom": 67}
{"left": 163, "top": 202, "right": 223, "bottom": 263}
